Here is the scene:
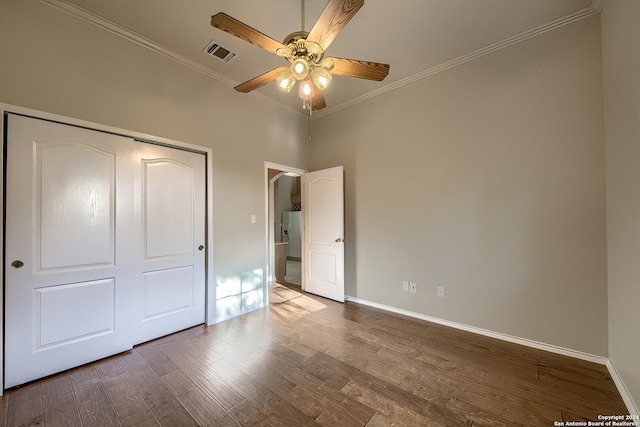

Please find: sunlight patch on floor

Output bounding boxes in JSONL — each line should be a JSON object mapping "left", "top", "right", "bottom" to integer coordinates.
{"left": 269, "top": 282, "right": 327, "bottom": 321}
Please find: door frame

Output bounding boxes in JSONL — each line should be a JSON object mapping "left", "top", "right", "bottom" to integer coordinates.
{"left": 0, "top": 103, "right": 216, "bottom": 394}
{"left": 264, "top": 162, "right": 307, "bottom": 288}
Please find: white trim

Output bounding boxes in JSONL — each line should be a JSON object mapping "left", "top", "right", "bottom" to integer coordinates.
{"left": 314, "top": 5, "right": 600, "bottom": 119}
{"left": 2, "top": 104, "right": 211, "bottom": 154}
{"left": 205, "top": 139, "right": 216, "bottom": 327}
{"left": 606, "top": 360, "right": 640, "bottom": 422}
{"left": 592, "top": 0, "right": 604, "bottom": 13}
{"left": 264, "top": 162, "right": 308, "bottom": 287}
{"left": 39, "top": 0, "right": 235, "bottom": 87}
{"left": 0, "top": 108, "right": 4, "bottom": 395}
{"left": 264, "top": 161, "right": 307, "bottom": 179}
{"left": 39, "top": 0, "right": 598, "bottom": 120}
{"left": 38, "top": 0, "right": 304, "bottom": 118}
{"left": 0, "top": 103, "right": 216, "bottom": 392}
{"left": 344, "top": 295, "right": 608, "bottom": 365}
{"left": 346, "top": 295, "right": 640, "bottom": 417}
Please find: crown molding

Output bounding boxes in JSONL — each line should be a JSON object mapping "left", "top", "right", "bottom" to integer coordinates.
{"left": 314, "top": 4, "right": 600, "bottom": 119}
{"left": 39, "top": 0, "right": 599, "bottom": 121}
{"left": 38, "top": 0, "right": 305, "bottom": 118}
{"left": 39, "top": 0, "right": 236, "bottom": 87}
{"left": 592, "top": 0, "right": 604, "bottom": 13}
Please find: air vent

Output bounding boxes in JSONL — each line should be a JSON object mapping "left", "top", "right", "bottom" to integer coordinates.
{"left": 203, "top": 40, "right": 238, "bottom": 63}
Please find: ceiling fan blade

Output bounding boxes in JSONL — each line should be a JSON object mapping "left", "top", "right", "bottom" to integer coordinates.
{"left": 211, "top": 13, "right": 287, "bottom": 55}
{"left": 328, "top": 57, "right": 390, "bottom": 81}
{"left": 311, "top": 84, "right": 327, "bottom": 110}
{"left": 234, "top": 67, "right": 288, "bottom": 93}
{"left": 307, "top": 0, "right": 364, "bottom": 50}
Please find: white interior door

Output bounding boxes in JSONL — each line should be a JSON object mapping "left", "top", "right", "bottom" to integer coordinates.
{"left": 4, "top": 114, "right": 206, "bottom": 388}
{"left": 133, "top": 144, "right": 206, "bottom": 344}
{"left": 303, "top": 166, "right": 345, "bottom": 302}
{"left": 4, "top": 114, "right": 136, "bottom": 388}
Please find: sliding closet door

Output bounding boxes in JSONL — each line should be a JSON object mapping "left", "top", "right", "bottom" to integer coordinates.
{"left": 4, "top": 114, "right": 136, "bottom": 388}
{"left": 132, "top": 143, "right": 206, "bottom": 344}
{"left": 4, "top": 114, "right": 207, "bottom": 388}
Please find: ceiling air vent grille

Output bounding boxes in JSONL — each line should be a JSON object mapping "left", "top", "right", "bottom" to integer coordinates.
{"left": 203, "top": 40, "right": 238, "bottom": 63}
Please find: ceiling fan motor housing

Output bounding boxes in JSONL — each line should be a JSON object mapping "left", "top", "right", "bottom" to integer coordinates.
{"left": 282, "top": 31, "right": 309, "bottom": 46}
{"left": 282, "top": 32, "right": 324, "bottom": 66}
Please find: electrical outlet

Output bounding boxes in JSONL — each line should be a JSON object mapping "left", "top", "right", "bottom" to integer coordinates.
{"left": 410, "top": 282, "right": 417, "bottom": 293}
{"left": 250, "top": 214, "right": 256, "bottom": 224}
{"left": 402, "top": 281, "right": 409, "bottom": 291}
{"left": 437, "top": 286, "right": 445, "bottom": 298}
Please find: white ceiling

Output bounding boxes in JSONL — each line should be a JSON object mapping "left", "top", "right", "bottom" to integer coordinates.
{"left": 47, "top": 0, "right": 597, "bottom": 116}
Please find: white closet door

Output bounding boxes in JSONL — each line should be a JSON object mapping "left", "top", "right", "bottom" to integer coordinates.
{"left": 4, "top": 114, "right": 136, "bottom": 388}
{"left": 132, "top": 144, "right": 206, "bottom": 344}
{"left": 4, "top": 115, "right": 207, "bottom": 388}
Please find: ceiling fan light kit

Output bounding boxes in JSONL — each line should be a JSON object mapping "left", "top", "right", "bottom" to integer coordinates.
{"left": 311, "top": 66, "right": 332, "bottom": 91}
{"left": 299, "top": 80, "right": 315, "bottom": 100}
{"left": 277, "top": 68, "right": 296, "bottom": 93}
{"left": 291, "top": 58, "right": 311, "bottom": 80}
{"left": 210, "top": 0, "right": 390, "bottom": 111}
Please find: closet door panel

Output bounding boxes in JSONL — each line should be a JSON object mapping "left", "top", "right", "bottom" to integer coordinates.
{"left": 4, "top": 114, "right": 135, "bottom": 388}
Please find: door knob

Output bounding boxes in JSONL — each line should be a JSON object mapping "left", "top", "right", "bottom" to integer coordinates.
{"left": 11, "top": 260, "right": 24, "bottom": 269}
{"left": 198, "top": 245, "right": 205, "bottom": 251}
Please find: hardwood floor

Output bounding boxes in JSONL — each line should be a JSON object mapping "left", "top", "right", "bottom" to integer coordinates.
{"left": 284, "top": 260, "right": 302, "bottom": 284}
{"left": 0, "top": 283, "right": 628, "bottom": 426}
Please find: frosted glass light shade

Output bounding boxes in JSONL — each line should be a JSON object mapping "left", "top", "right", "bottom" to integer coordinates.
{"left": 276, "top": 68, "right": 295, "bottom": 92}
{"left": 298, "top": 80, "right": 314, "bottom": 99}
{"left": 291, "top": 58, "right": 310, "bottom": 80}
{"left": 311, "top": 67, "right": 332, "bottom": 91}
{"left": 320, "top": 57, "right": 335, "bottom": 71}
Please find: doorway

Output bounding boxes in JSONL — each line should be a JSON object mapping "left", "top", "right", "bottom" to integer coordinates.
{"left": 276, "top": 174, "right": 302, "bottom": 284}
{"left": 265, "top": 162, "right": 345, "bottom": 303}
{"left": 266, "top": 162, "right": 307, "bottom": 290}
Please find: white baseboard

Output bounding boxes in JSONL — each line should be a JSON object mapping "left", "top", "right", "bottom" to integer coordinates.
{"left": 345, "top": 295, "right": 639, "bottom": 418}
{"left": 606, "top": 360, "right": 640, "bottom": 423}
{"left": 345, "top": 295, "right": 608, "bottom": 364}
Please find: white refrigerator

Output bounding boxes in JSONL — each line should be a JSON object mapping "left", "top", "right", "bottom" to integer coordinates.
{"left": 281, "top": 211, "right": 301, "bottom": 260}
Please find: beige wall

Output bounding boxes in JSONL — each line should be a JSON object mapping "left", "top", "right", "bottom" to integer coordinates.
{"left": 3, "top": 0, "right": 635, "bottom": 406}
{"left": 311, "top": 16, "right": 608, "bottom": 356}
{"left": 0, "top": 0, "right": 309, "bottom": 322}
{"left": 602, "top": 0, "right": 640, "bottom": 410}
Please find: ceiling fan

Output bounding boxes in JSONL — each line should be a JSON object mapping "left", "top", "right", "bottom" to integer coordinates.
{"left": 210, "top": 0, "right": 390, "bottom": 111}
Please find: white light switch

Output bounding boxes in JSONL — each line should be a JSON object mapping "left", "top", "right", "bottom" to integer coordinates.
{"left": 250, "top": 214, "right": 256, "bottom": 224}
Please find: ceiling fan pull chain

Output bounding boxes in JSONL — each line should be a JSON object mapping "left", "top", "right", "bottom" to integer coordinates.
{"left": 308, "top": 102, "right": 313, "bottom": 141}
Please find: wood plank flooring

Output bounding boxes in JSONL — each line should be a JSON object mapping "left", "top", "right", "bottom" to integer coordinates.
{"left": 0, "top": 282, "right": 629, "bottom": 426}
